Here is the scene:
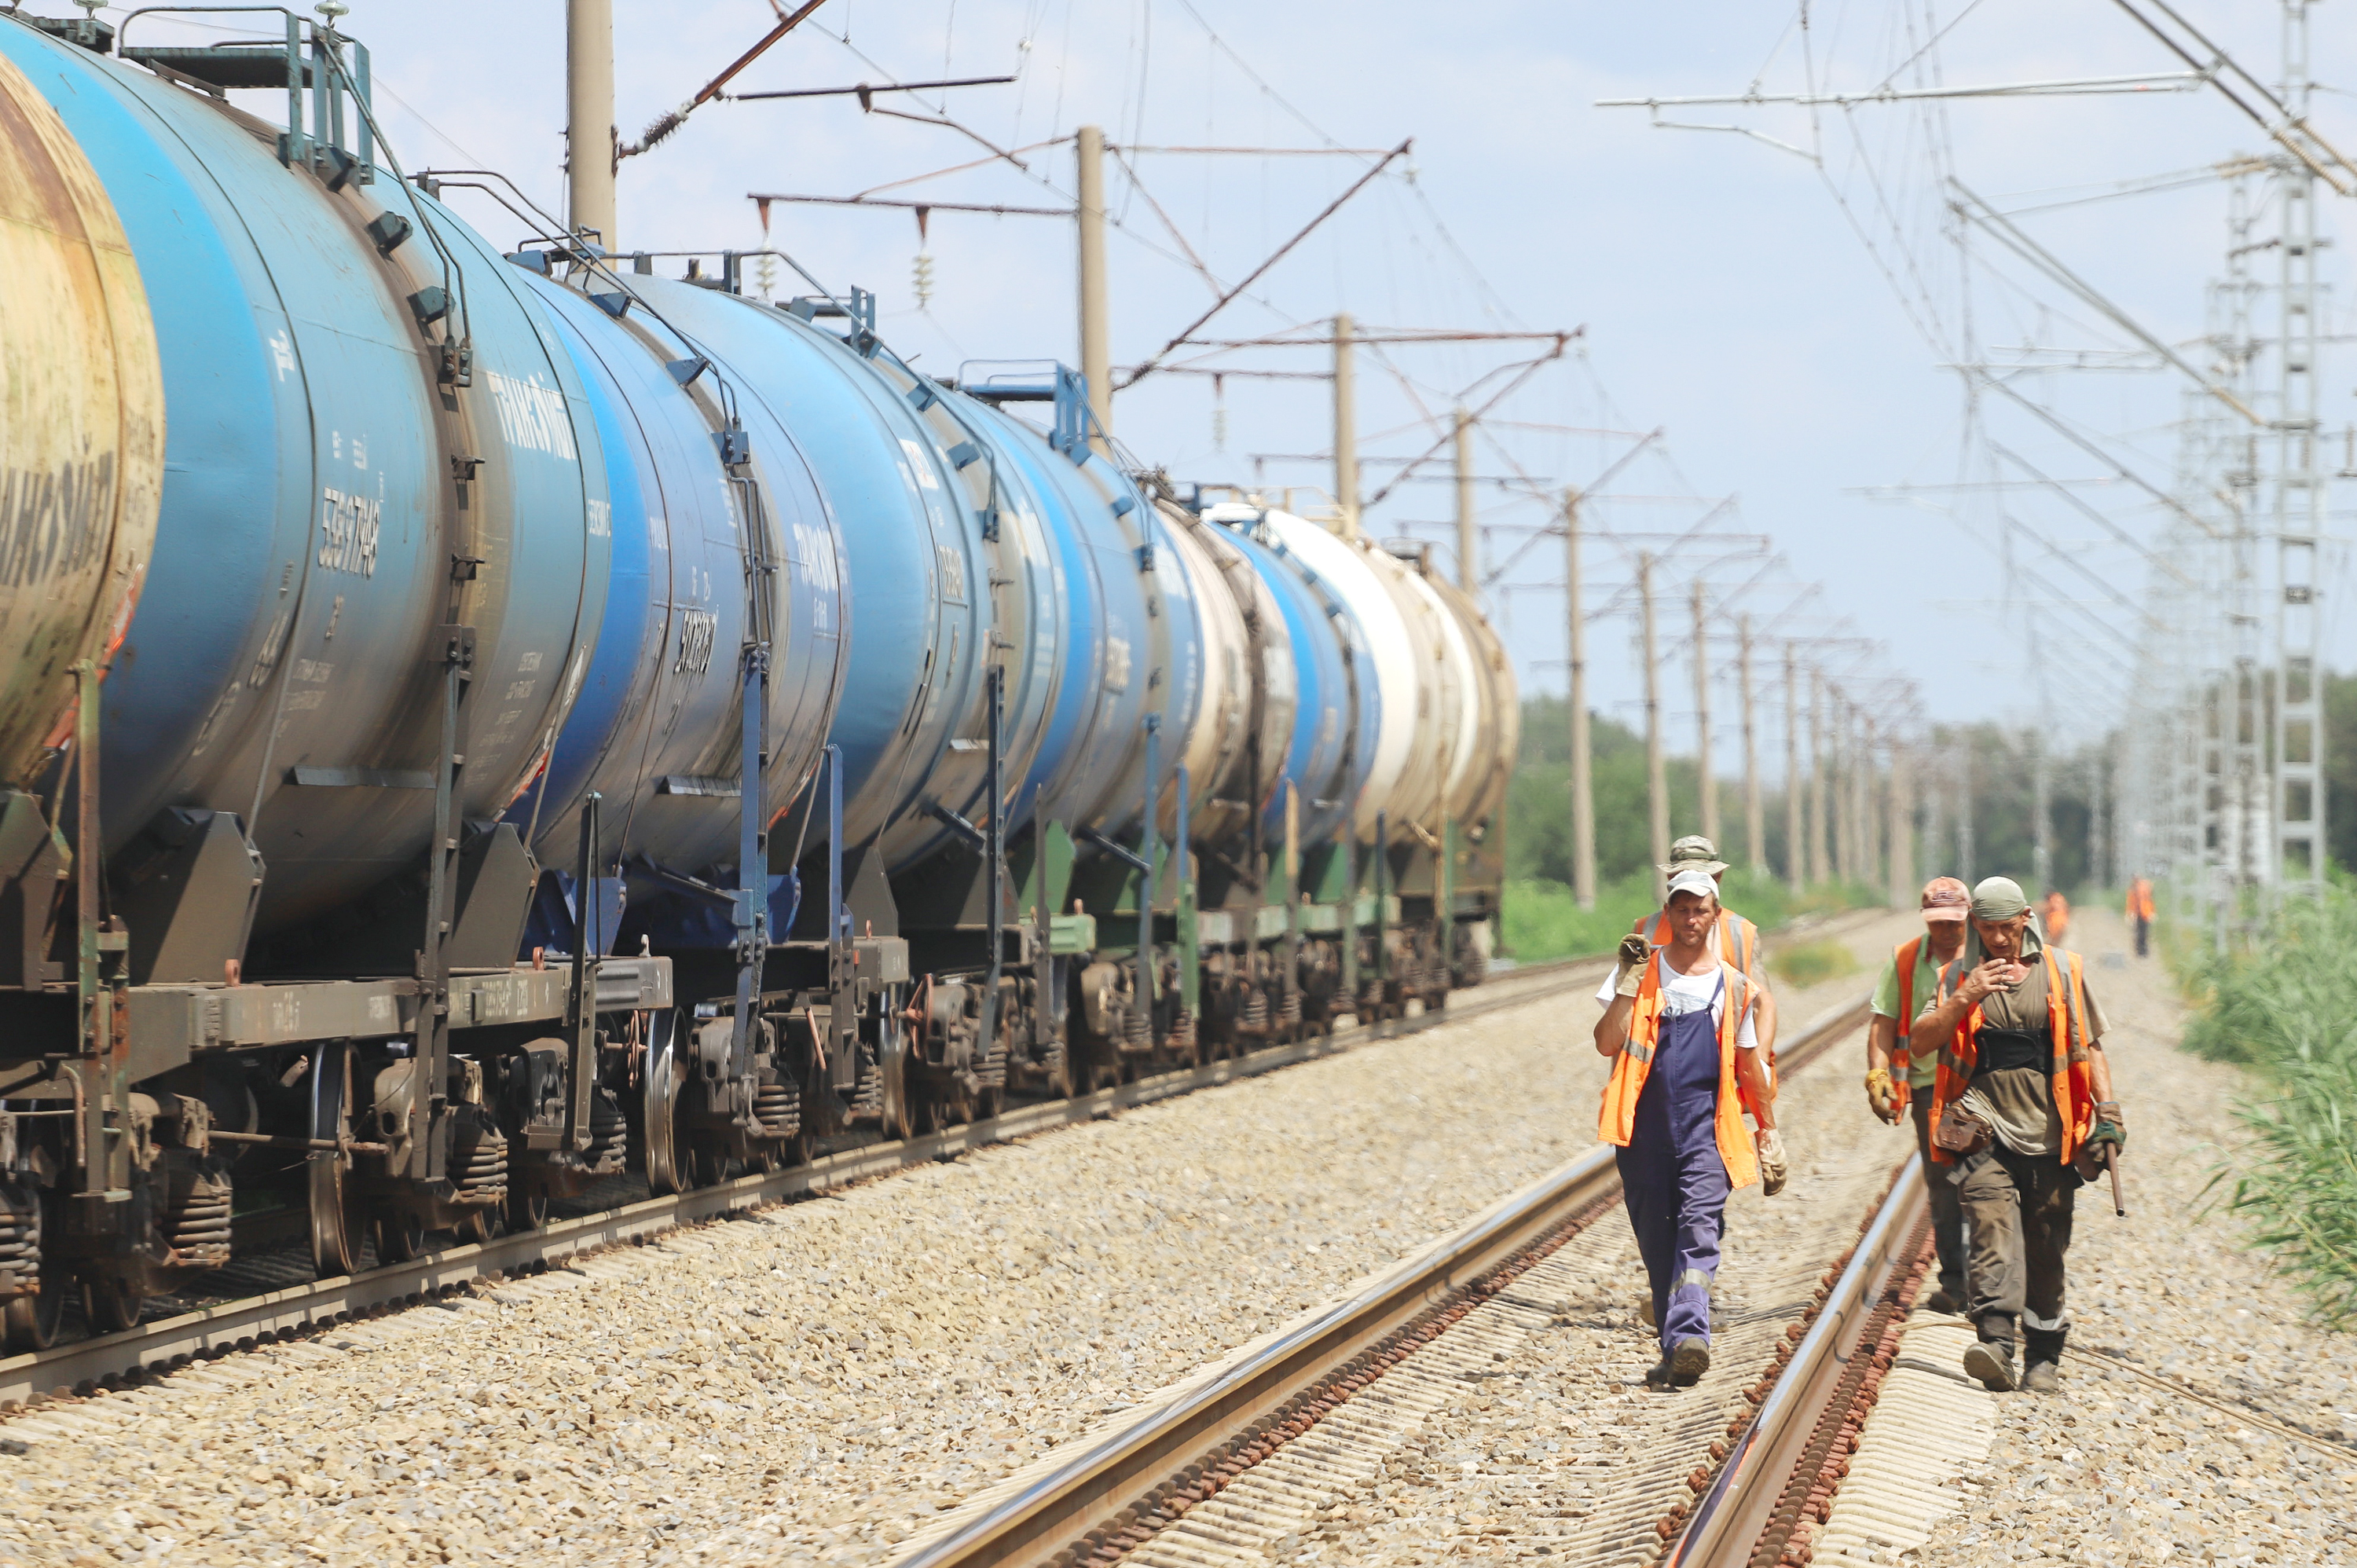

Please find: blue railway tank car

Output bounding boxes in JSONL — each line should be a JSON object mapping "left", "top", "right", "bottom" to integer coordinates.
{"left": 0, "top": 7, "right": 1514, "bottom": 1347}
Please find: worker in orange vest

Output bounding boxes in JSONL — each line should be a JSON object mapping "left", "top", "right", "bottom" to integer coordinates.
{"left": 1910, "top": 877, "right": 2125, "bottom": 1394}
{"left": 1863, "top": 876, "right": 1971, "bottom": 1312}
{"left": 2041, "top": 888, "right": 2071, "bottom": 947}
{"left": 1595, "top": 869, "right": 1784, "bottom": 1390}
{"left": 1628, "top": 835, "right": 1780, "bottom": 1058}
{"left": 2125, "top": 877, "right": 2155, "bottom": 958}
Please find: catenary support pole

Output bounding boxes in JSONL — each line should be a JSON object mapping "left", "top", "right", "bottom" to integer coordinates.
{"left": 1784, "top": 642, "right": 1803, "bottom": 894}
{"left": 1076, "top": 126, "right": 1113, "bottom": 453}
{"left": 1692, "top": 579, "right": 1717, "bottom": 849}
{"left": 2032, "top": 727, "right": 2053, "bottom": 893}
{"left": 1454, "top": 407, "right": 1478, "bottom": 589}
{"left": 1742, "top": 615, "right": 1765, "bottom": 877}
{"left": 1332, "top": 312, "right": 1359, "bottom": 538}
{"left": 1640, "top": 552, "right": 1669, "bottom": 895}
{"left": 567, "top": 0, "right": 617, "bottom": 249}
{"left": 1566, "top": 489, "right": 1596, "bottom": 910}
{"left": 1806, "top": 670, "right": 1827, "bottom": 886}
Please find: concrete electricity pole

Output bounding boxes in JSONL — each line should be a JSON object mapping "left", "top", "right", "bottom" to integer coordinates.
{"left": 566, "top": 0, "right": 617, "bottom": 249}
{"left": 1784, "top": 643, "right": 1803, "bottom": 894}
{"left": 1692, "top": 580, "right": 1717, "bottom": 850}
{"left": 1806, "top": 672, "right": 1827, "bottom": 885}
{"left": 1886, "top": 735, "right": 1911, "bottom": 907}
{"left": 1565, "top": 491, "right": 1596, "bottom": 910}
{"left": 1741, "top": 616, "right": 1764, "bottom": 877}
{"left": 2031, "top": 729, "right": 2052, "bottom": 893}
{"left": 1640, "top": 552, "right": 1670, "bottom": 892}
{"left": 1332, "top": 313, "right": 1359, "bottom": 539}
{"left": 1454, "top": 408, "right": 1478, "bottom": 590}
{"left": 1075, "top": 126, "right": 1113, "bottom": 454}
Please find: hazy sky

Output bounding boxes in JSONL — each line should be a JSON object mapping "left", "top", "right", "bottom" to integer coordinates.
{"left": 96, "top": 1, "right": 2357, "bottom": 772}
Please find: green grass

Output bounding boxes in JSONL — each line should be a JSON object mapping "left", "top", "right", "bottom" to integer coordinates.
{"left": 1498, "top": 870, "right": 1882, "bottom": 965}
{"left": 2175, "top": 884, "right": 2357, "bottom": 1324}
{"left": 1772, "top": 939, "right": 1861, "bottom": 989}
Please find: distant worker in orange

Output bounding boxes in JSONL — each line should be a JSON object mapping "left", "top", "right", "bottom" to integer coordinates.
{"left": 2124, "top": 877, "right": 2155, "bottom": 958}
{"left": 2041, "top": 889, "right": 2070, "bottom": 947}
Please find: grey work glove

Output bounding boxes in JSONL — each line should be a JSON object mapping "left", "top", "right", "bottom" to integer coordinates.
{"left": 1757, "top": 1128, "right": 1789, "bottom": 1196}
{"left": 1614, "top": 933, "right": 1650, "bottom": 998}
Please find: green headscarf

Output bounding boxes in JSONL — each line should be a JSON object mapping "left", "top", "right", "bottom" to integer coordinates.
{"left": 1959, "top": 875, "right": 2045, "bottom": 971}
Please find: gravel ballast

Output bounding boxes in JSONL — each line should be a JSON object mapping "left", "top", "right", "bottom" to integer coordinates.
{"left": 0, "top": 911, "right": 1896, "bottom": 1568}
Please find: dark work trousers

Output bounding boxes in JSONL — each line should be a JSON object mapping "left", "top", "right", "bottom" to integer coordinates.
{"left": 1615, "top": 990, "right": 1732, "bottom": 1354}
{"left": 2134, "top": 917, "right": 2150, "bottom": 958}
{"left": 1954, "top": 1143, "right": 2080, "bottom": 1363}
{"left": 1908, "top": 1097, "right": 1967, "bottom": 1299}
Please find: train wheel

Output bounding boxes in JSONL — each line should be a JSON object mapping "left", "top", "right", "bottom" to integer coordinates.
{"left": 973, "top": 1086, "right": 1002, "bottom": 1123}
{"left": 454, "top": 1206, "right": 500, "bottom": 1247}
{"left": 504, "top": 1188, "right": 550, "bottom": 1233}
{"left": 370, "top": 1210, "right": 427, "bottom": 1265}
{"left": 82, "top": 1280, "right": 144, "bottom": 1336}
{"left": 687, "top": 1141, "right": 731, "bottom": 1189}
{"left": 642, "top": 1009, "right": 685, "bottom": 1196}
{"left": 308, "top": 1042, "right": 365, "bottom": 1278}
{"left": 2, "top": 1266, "right": 65, "bottom": 1354}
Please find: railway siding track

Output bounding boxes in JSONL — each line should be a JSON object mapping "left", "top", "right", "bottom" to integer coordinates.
{"left": 0, "top": 954, "right": 1614, "bottom": 1414}
{"left": 882, "top": 995, "right": 1880, "bottom": 1568}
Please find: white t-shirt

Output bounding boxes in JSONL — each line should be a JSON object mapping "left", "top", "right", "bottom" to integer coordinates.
{"left": 1596, "top": 955, "right": 1761, "bottom": 1050}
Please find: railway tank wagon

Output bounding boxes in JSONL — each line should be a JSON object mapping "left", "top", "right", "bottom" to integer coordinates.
{"left": 0, "top": 5, "right": 1515, "bottom": 1352}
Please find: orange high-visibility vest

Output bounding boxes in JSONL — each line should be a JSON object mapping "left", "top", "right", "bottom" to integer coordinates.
{"left": 1888, "top": 935, "right": 1923, "bottom": 1112}
{"left": 1598, "top": 954, "right": 1764, "bottom": 1189}
{"left": 2125, "top": 880, "right": 2155, "bottom": 921}
{"left": 1925, "top": 948, "right": 2097, "bottom": 1167}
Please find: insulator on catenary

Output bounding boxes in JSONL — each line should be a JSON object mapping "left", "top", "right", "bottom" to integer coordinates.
{"left": 913, "top": 251, "right": 936, "bottom": 310}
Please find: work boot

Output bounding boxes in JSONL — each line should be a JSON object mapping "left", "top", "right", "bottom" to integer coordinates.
{"left": 1642, "top": 1352, "right": 1677, "bottom": 1390}
{"left": 2021, "top": 1326, "right": 2066, "bottom": 1393}
{"left": 1962, "top": 1339, "right": 2017, "bottom": 1393}
{"left": 1670, "top": 1338, "right": 1710, "bottom": 1387}
{"left": 2022, "top": 1360, "right": 2059, "bottom": 1394}
{"left": 1639, "top": 1295, "right": 1656, "bottom": 1330}
{"left": 1923, "top": 1283, "right": 1962, "bottom": 1314}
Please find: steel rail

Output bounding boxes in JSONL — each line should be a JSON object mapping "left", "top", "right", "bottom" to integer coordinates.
{"left": 1671, "top": 1155, "right": 1930, "bottom": 1566}
{"left": 0, "top": 955, "right": 1606, "bottom": 1409}
{"left": 883, "top": 994, "right": 1875, "bottom": 1568}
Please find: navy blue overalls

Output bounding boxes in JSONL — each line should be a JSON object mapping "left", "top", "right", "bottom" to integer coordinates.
{"left": 1614, "top": 962, "right": 1734, "bottom": 1352}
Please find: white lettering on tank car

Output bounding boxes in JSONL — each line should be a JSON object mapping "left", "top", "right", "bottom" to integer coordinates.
{"left": 675, "top": 609, "right": 717, "bottom": 675}
{"left": 317, "top": 487, "right": 381, "bottom": 576}
{"left": 517, "top": 650, "right": 543, "bottom": 672}
{"left": 587, "top": 497, "right": 610, "bottom": 537}
{"left": 485, "top": 370, "right": 581, "bottom": 463}
{"left": 1105, "top": 635, "right": 1131, "bottom": 694}
{"left": 268, "top": 330, "right": 295, "bottom": 382}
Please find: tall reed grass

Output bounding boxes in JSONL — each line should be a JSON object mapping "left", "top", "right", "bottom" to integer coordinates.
{"left": 2179, "top": 886, "right": 2357, "bottom": 1324}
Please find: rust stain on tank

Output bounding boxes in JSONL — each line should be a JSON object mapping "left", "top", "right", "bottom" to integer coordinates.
{"left": 0, "top": 45, "right": 165, "bottom": 784}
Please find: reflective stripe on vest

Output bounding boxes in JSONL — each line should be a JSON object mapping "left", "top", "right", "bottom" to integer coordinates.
{"left": 1597, "top": 953, "right": 1763, "bottom": 1189}
{"left": 1925, "top": 947, "right": 2096, "bottom": 1166}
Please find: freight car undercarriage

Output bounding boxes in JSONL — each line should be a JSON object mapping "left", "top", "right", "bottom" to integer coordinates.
{"left": 0, "top": 722, "right": 1496, "bottom": 1356}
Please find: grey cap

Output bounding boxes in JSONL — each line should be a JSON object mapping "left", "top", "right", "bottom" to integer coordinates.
{"left": 1659, "top": 834, "right": 1730, "bottom": 877}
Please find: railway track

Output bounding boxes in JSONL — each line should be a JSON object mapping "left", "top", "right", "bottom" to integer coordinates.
{"left": 0, "top": 949, "right": 1619, "bottom": 1411}
{"left": 878, "top": 991, "right": 1916, "bottom": 1568}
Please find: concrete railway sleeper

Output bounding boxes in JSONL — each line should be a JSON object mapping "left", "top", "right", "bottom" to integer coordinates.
{"left": 879, "top": 992, "right": 1880, "bottom": 1568}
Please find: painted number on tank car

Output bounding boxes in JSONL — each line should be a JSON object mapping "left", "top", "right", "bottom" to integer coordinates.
{"left": 485, "top": 370, "right": 580, "bottom": 463}
{"left": 0, "top": 455, "right": 113, "bottom": 587}
{"left": 317, "top": 487, "right": 381, "bottom": 577}
{"left": 675, "top": 609, "right": 717, "bottom": 676}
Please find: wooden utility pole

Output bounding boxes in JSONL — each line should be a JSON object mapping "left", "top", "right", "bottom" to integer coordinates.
{"left": 1565, "top": 490, "right": 1596, "bottom": 910}
{"left": 1783, "top": 642, "right": 1802, "bottom": 893}
{"left": 1640, "top": 552, "right": 1670, "bottom": 893}
{"left": 566, "top": 0, "right": 617, "bottom": 248}
{"left": 1076, "top": 126, "right": 1112, "bottom": 452}
{"left": 1692, "top": 580, "right": 1717, "bottom": 850}
{"left": 1332, "top": 312, "right": 1359, "bottom": 538}
{"left": 1454, "top": 408, "right": 1478, "bottom": 590}
{"left": 1742, "top": 616, "right": 1764, "bottom": 877}
{"left": 1806, "top": 669, "right": 1827, "bottom": 885}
